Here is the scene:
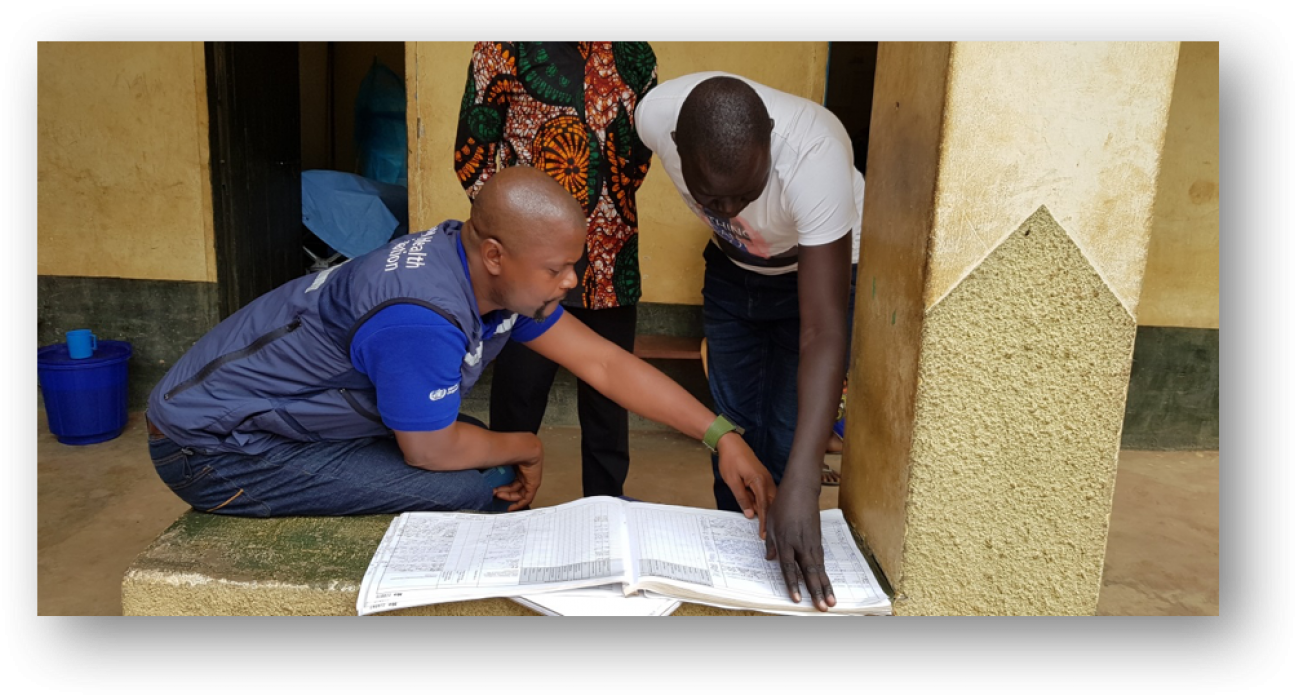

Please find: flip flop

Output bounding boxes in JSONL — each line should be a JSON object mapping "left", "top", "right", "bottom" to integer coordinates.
{"left": 822, "top": 464, "right": 841, "bottom": 487}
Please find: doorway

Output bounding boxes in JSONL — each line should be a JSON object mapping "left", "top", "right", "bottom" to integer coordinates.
{"left": 204, "top": 41, "right": 407, "bottom": 318}
{"left": 824, "top": 41, "right": 879, "bottom": 174}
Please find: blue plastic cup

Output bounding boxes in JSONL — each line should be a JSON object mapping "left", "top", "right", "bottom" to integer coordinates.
{"left": 67, "top": 329, "right": 98, "bottom": 360}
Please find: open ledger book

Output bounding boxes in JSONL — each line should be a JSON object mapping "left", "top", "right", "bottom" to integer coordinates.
{"left": 357, "top": 496, "right": 892, "bottom": 616}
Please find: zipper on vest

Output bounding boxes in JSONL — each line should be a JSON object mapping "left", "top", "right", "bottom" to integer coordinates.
{"left": 339, "top": 388, "right": 384, "bottom": 424}
{"left": 164, "top": 318, "right": 303, "bottom": 401}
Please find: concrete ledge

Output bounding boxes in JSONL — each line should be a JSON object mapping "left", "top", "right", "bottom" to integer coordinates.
{"left": 122, "top": 511, "right": 764, "bottom": 616}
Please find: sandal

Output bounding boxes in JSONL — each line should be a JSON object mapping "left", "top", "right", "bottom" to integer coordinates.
{"left": 822, "top": 464, "right": 841, "bottom": 487}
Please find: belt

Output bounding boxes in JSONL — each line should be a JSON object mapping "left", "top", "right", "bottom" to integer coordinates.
{"left": 145, "top": 414, "right": 167, "bottom": 440}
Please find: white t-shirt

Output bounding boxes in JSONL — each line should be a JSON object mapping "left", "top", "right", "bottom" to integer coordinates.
{"left": 635, "top": 71, "right": 863, "bottom": 275}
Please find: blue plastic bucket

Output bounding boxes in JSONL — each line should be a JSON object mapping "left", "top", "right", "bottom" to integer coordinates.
{"left": 38, "top": 340, "right": 133, "bottom": 445}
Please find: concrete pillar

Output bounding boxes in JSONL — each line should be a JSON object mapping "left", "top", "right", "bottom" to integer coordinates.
{"left": 840, "top": 42, "right": 1181, "bottom": 615}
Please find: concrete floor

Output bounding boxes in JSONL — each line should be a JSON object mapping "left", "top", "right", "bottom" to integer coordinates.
{"left": 37, "top": 408, "right": 1218, "bottom": 616}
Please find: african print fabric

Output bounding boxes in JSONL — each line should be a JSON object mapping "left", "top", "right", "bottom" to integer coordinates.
{"left": 455, "top": 42, "right": 658, "bottom": 310}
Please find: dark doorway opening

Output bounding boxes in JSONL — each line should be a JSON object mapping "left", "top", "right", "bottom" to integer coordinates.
{"left": 824, "top": 42, "right": 879, "bottom": 174}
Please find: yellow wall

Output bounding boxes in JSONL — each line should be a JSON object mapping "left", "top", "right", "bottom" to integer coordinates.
{"left": 408, "top": 41, "right": 828, "bottom": 305}
{"left": 1137, "top": 42, "right": 1219, "bottom": 329}
{"left": 38, "top": 42, "right": 215, "bottom": 283}
{"left": 407, "top": 41, "right": 476, "bottom": 232}
{"left": 36, "top": 39, "right": 1213, "bottom": 319}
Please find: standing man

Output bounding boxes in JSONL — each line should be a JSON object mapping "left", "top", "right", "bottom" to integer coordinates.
{"left": 636, "top": 72, "right": 863, "bottom": 611}
{"left": 455, "top": 42, "right": 658, "bottom": 499}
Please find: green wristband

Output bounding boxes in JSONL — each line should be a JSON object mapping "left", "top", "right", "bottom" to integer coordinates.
{"left": 702, "top": 415, "right": 744, "bottom": 453}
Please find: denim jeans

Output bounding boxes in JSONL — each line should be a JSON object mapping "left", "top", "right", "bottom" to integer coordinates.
{"left": 491, "top": 304, "right": 638, "bottom": 498}
{"left": 147, "top": 414, "right": 516, "bottom": 517}
{"left": 702, "top": 243, "right": 857, "bottom": 512}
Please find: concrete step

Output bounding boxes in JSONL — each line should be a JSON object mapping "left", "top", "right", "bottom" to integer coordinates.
{"left": 121, "top": 510, "right": 763, "bottom": 616}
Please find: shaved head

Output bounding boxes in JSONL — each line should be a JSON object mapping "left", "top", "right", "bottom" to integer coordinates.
{"left": 462, "top": 166, "right": 586, "bottom": 321}
{"left": 674, "top": 76, "right": 772, "bottom": 171}
{"left": 468, "top": 166, "right": 586, "bottom": 253}
{"left": 671, "top": 77, "right": 774, "bottom": 220}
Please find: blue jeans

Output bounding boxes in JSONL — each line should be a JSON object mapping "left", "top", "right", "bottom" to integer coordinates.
{"left": 702, "top": 243, "right": 857, "bottom": 512}
{"left": 491, "top": 304, "right": 638, "bottom": 498}
{"left": 147, "top": 414, "right": 516, "bottom": 517}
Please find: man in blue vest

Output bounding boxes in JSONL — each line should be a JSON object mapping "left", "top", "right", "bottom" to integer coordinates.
{"left": 145, "top": 167, "right": 775, "bottom": 532}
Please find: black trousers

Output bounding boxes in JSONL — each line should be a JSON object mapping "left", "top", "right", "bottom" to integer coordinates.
{"left": 489, "top": 304, "right": 639, "bottom": 497}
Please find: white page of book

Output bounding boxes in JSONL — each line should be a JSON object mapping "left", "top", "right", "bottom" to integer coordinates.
{"left": 624, "top": 502, "right": 891, "bottom": 613}
{"left": 639, "top": 590, "right": 872, "bottom": 616}
{"left": 512, "top": 584, "right": 682, "bottom": 616}
{"left": 357, "top": 497, "right": 631, "bottom": 615}
{"left": 642, "top": 588, "right": 889, "bottom": 616}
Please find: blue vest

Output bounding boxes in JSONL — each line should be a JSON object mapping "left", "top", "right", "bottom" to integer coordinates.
{"left": 148, "top": 220, "right": 518, "bottom": 455}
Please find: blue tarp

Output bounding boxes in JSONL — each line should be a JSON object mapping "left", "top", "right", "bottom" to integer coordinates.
{"left": 301, "top": 169, "right": 409, "bottom": 260}
{"left": 355, "top": 58, "right": 407, "bottom": 187}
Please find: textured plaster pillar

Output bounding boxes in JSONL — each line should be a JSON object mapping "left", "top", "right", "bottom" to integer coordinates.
{"left": 839, "top": 42, "right": 1181, "bottom": 615}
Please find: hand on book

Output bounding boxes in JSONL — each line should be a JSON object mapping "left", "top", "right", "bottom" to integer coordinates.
{"left": 716, "top": 431, "right": 776, "bottom": 538}
{"left": 765, "top": 488, "right": 837, "bottom": 611}
{"left": 492, "top": 450, "right": 543, "bottom": 512}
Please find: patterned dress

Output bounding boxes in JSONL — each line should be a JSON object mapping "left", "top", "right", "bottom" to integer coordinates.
{"left": 454, "top": 42, "right": 658, "bottom": 310}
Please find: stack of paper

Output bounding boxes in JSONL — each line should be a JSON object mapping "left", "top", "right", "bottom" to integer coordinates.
{"left": 356, "top": 497, "right": 892, "bottom": 617}
{"left": 513, "top": 585, "right": 681, "bottom": 616}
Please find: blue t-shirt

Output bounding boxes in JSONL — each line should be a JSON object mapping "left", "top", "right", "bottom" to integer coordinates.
{"left": 349, "top": 236, "right": 564, "bottom": 431}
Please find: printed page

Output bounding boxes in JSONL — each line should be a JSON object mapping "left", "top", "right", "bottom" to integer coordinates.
{"left": 512, "top": 584, "right": 682, "bottom": 617}
{"left": 625, "top": 502, "right": 891, "bottom": 615}
{"left": 357, "top": 497, "right": 629, "bottom": 615}
{"left": 639, "top": 590, "right": 870, "bottom": 616}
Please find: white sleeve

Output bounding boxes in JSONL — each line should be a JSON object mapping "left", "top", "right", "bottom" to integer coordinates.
{"left": 634, "top": 93, "right": 674, "bottom": 158}
{"left": 785, "top": 137, "right": 860, "bottom": 247}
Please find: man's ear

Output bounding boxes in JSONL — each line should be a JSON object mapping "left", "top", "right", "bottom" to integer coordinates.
{"left": 481, "top": 237, "right": 505, "bottom": 275}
